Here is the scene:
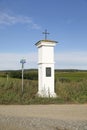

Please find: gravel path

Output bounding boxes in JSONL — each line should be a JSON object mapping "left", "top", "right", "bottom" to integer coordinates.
{"left": 0, "top": 105, "right": 87, "bottom": 130}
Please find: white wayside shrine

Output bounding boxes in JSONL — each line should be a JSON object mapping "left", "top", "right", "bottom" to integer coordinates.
{"left": 35, "top": 37, "right": 57, "bottom": 97}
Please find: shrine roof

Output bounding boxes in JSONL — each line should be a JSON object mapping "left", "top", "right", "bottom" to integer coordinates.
{"left": 35, "top": 40, "right": 58, "bottom": 46}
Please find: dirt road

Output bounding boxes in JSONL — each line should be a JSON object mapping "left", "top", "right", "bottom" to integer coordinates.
{"left": 0, "top": 104, "right": 87, "bottom": 120}
{"left": 0, "top": 104, "right": 87, "bottom": 130}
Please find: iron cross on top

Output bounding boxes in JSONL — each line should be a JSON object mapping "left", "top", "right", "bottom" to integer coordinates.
{"left": 42, "top": 29, "right": 50, "bottom": 40}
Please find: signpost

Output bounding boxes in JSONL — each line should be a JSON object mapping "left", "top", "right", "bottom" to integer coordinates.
{"left": 20, "top": 59, "right": 26, "bottom": 93}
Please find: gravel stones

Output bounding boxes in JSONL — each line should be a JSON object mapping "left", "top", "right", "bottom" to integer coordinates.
{"left": 0, "top": 115, "right": 87, "bottom": 130}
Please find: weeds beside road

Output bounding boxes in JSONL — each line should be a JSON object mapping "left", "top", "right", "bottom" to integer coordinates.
{"left": 0, "top": 71, "right": 87, "bottom": 104}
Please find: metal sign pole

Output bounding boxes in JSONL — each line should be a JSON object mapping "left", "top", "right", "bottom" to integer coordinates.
{"left": 20, "top": 59, "right": 26, "bottom": 94}
{"left": 22, "top": 63, "right": 24, "bottom": 93}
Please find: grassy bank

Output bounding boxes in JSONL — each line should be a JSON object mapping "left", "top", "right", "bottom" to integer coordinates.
{"left": 0, "top": 70, "right": 87, "bottom": 104}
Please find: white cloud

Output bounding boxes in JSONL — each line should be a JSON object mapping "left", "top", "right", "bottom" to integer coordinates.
{"left": 55, "top": 51, "right": 87, "bottom": 70}
{"left": 0, "top": 51, "right": 87, "bottom": 70}
{"left": 0, "top": 11, "right": 41, "bottom": 30}
{"left": 0, "top": 12, "right": 31, "bottom": 25}
{"left": 0, "top": 53, "right": 37, "bottom": 70}
{"left": 32, "top": 23, "right": 41, "bottom": 30}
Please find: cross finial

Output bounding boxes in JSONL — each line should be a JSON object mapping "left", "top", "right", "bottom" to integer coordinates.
{"left": 42, "top": 29, "right": 50, "bottom": 40}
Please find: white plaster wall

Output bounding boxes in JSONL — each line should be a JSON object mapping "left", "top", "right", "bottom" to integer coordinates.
{"left": 36, "top": 40, "right": 57, "bottom": 97}
{"left": 38, "top": 46, "right": 54, "bottom": 63}
{"left": 38, "top": 63, "right": 55, "bottom": 97}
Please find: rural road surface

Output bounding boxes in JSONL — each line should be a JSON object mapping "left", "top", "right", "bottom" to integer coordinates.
{"left": 0, "top": 104, "right": 87, "bottom": 130}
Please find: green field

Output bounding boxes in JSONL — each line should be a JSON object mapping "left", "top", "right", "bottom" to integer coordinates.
{"left": 0, "top": 69, "right": 87, "bottom": 104}
{"left": 55, "top": 71, "right": 87, "bottom": 81}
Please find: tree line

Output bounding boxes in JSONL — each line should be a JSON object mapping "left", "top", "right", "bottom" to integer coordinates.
{"left": 0, "top": 70, "right": 38, "bottom": 80}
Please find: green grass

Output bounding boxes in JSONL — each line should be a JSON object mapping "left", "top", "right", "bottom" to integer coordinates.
{"left": 55, "top": 79, "right": 87, "bottom": 103}
{"left": 55, "top": 71, "right": 87, "bottom": 81}
{"left": 0, "top": 77, "right": 38, "bottom": 104}
{"left": 0, "top": 71, "right": 87, "bottom": 104}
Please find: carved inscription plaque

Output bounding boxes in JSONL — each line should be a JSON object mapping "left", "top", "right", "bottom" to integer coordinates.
{"left": 46, "top": 67, "right": 51, "bottom": 77}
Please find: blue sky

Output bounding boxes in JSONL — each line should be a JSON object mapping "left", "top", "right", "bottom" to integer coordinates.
{"left": 0, "top": 0, "right": 87, "bottom": 70}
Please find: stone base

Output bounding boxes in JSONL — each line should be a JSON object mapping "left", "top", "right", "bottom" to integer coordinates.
{"left": 36, "top": 92, "right": 57, "bottom": 98}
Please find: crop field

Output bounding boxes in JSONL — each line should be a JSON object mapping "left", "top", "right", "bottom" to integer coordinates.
{"left": 0, "top": 70, "right": 87, "bottom": 104}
